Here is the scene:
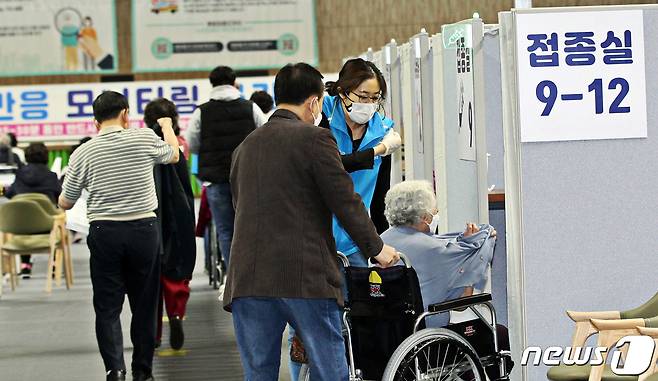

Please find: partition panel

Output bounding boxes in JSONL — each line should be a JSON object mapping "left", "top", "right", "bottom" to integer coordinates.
{"left": 384, "top": 41, "right": 404, "bottom": 185}
{"left": 482, "top": 24, "right": 509, "bottom": 328}
{"left": 439, "top": 19, "right": 484, "bottom": 232}
{"left": 501, "top": 6, "right": 658, "bottom": 381}
{"left": 399, "top": 42, "right": 415, "bottom": 180}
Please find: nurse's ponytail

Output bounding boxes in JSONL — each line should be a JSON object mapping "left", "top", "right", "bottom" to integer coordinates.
{"left": 324, "top": 58, "right": 387, "bottom": 100}
{"left": 325, "top": 80, "right": 339, "bottom": 96}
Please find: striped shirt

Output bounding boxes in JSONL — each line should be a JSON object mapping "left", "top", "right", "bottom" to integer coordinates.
{"left": 62, "top": 125, "right": 175, "bottom": 221}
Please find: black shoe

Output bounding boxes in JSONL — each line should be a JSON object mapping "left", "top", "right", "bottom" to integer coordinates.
{"left": 106, "top": 370, "right": 126, "bottom": 381}
{"left": 132, "top": 372, "right": 154, "bottom": 381}
{"left": 170, "top": 316, "right": 184, "bottom": 350}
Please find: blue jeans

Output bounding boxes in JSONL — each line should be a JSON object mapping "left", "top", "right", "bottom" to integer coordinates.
{"left": 206, "top": 182, "right": 235, "bottom": 267}
{"left": 288, "top": 251, "right": 368, "bottom": 380}
{"left": 233, "top": 297, "right": 348, "bottom": 381}
{"left": 346, "top": 251, "right": 369, "bottom": 267}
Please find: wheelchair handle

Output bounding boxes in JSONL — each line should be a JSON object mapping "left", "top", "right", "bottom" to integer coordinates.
{"left": 336, "top": 251, "right": 412, "bottom": 268}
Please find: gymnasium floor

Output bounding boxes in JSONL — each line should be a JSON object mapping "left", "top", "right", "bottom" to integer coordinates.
{"left": 0, "top": 237, "right": 292, "bottom": 381}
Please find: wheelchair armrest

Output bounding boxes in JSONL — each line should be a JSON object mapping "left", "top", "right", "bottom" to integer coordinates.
{"left": 428, "top": 293, "right": 492, "bottom": 313}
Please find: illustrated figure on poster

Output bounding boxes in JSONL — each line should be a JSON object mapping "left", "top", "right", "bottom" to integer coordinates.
{"left": 80, "top": 17, "right": 98, "bottom": 70}
{"left": 55, "top": 8, "right": 82, "bottom": 71}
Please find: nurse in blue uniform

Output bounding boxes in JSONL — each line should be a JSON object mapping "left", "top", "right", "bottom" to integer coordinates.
{"left": 321, "top": 58, "right": 402, "bottom": 266}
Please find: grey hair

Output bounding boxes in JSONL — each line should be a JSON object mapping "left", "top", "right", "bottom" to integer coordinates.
{"left": 384, "top": 180, "right": 436, "bottom": 227}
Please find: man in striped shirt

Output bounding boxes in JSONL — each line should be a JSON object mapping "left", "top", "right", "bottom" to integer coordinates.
{"left": 59, "top": 91, "right": 179, "bottom": 381}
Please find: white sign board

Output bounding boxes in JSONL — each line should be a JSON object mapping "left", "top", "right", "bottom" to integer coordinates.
{"left": 0, "top": 0, "right": 118, "bottom": 76}
{"left": 132, "top": 0, "right": 318, "bottom": 72}
{"left": 516, "top": 10, "right": 647, "bottom": 142}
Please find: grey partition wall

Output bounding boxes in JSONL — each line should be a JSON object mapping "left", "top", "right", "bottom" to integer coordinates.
{"left": 434, "top": 18, "right": 489, "bottom": 233}
{"left": 500, "top": 6, "right": 658, "bottom": 381}
{"left": 482, "top": 25, "right": 508, "bottom": 327}
{"left": 399, "top": 42, "right": 414, "bottom": 180}
{"left": 353, "top": 44, "right": 404, "bottom": 185}
{"left": 484, "top": 26, "right": 505, "bottom": 195}
{"left": 376, "top": 41, "right": 404, "bottom": 186}
{"left": 431, "top": 32, "right": 450, "bottom": 233}
{"left": 404, "top": 30, "right": 434, "bottom": 182}
{"left": 384, "top": 41, "right": 404, "bottom": 185}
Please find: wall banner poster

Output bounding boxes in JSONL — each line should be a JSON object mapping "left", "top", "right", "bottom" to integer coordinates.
{"left": 0, "top": 77, "right": 273, "bottom": 142}
{"left": 132, "top": 0, "right": 318, "bottom": 72}
{"left": 0, "top": 0, "right": 118, "bottom": 76}
{"left": 0, "top": 73, "right": 337, "bottom": 142}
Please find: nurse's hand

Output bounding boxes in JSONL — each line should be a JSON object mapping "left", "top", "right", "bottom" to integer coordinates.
{"left": 378, "top": 129, "right": 402, "bottom": 156}
{"left": 373, "top": 244, "right": 400, "bottom": 268}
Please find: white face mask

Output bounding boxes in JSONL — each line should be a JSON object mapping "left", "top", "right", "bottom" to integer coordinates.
{"left": 310, "top": 98, "right": 322, "bottom": 126}
{"left": 426, "top": 212, "right": 440, "bottom": 234}
{"left": 347, "top": 102, "right": 378, "bottom": 125}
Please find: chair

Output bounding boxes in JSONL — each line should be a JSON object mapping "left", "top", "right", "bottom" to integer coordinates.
{"left": 547, "top": 294, "right": 658, "bottom": 381}
{"left": 580, "top": 316, "right": 658, "bottom": 381}
{"left": 635, "top": 323, "right": 658, "bottom": 381}
{"left": 0, "top": 200, "right": 71, "bottom": 293}
{"left": 12, "top": 193, "right": 73, "bottom": 286}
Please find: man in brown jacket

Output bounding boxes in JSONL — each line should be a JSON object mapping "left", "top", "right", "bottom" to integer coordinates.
{"left": 223, "top": 63, "right": 399, "bottom": 381}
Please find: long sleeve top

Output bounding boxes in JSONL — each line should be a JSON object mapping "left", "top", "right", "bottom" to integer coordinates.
{"left": 381, "top": 224, "right": 497, "bottom": 327}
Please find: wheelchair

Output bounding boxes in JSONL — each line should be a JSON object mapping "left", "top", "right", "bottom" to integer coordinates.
{"left": 205, "top": 218, "right": 226, "bottom": 290}
{"left": 299, "top": 252, "right": 513, "bottom": 381}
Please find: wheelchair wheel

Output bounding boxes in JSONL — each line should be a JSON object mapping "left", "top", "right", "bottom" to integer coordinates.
{"left": 209, "top": 220, "right": 222, "bottom": 290}
{"left": 382, "top": 328, "right": 485, "bottom": 381}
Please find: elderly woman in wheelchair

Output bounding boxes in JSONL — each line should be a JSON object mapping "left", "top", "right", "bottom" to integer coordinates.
{"left": 380, "top": 180, "right": 498, "bottom": 328}
{"left": 298, "top": 180, "right": 512, "bottom": 381}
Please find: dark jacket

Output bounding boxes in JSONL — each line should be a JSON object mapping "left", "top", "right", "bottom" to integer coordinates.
{"left": 223, "top": 109, "right": 384, "bottom": 310}
{"left": 0, "top": 146, "right": 22, "bottom": 168}
{"left": 197, "top": 98, "right": 256, "bottom": 183}
{"left": 6, "top": 163, "right": 61, "bottom": 202}
{"left": 154, "top": 151, "right": 197, "bottom": 280}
